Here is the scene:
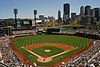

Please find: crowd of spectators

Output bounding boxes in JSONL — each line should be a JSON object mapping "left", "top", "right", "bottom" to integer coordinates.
{"left": 59, "top": 40, "right": 100, "bottom": 67}
{"left": 77, "top": 29, "right": 100, "bottom": 36}
{"left": 0, "top": 37, "right": 28, "bottom": 67}
{"left": 0, "top": 30, "right": 100, "bottom": 67}
{"left": 13, "top": 30, "right": 36, "bottom": 35}
{"left": 60, "top": 28, "right": 100, "bottom": 37}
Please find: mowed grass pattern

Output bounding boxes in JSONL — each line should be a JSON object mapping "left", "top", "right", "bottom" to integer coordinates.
{"left": 12, "top": 35, "right": 91, "bottom": 66}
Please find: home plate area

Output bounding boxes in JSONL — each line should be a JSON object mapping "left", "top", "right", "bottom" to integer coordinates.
{"left": 24, "top": 43, "right": 76, "bottom": 63}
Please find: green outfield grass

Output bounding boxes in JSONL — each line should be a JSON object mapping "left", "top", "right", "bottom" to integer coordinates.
{"left": 12, "top": 35, "right": 91, "bottom": 66}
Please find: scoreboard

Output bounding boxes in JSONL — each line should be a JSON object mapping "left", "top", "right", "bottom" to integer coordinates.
{"left": 21, "top": 19, "right": 32, "bottom": 26}
{"left": 16, "top": 19, "right": 33, "bottom": 29}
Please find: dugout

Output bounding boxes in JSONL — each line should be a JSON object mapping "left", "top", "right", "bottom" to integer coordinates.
{"left": 47, "top": 28, "right": 60, "bottom": 35}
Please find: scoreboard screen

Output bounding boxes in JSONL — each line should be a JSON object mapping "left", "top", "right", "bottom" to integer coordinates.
{"left": 21, "top": 20, "right": 32, "bottom": 26}
{"left": 23, "top": 21, "right": 30, "bottom": 24}
{"left": 17, "top": 20, "right": 21, "bottom": 27}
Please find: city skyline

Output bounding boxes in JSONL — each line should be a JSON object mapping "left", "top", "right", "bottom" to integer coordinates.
{"left": 0, "top": 0, "right": 100, "bottom": 19}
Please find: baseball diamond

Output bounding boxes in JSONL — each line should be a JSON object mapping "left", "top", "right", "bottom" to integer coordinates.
{"left": 24, "top": 43, "right": 76, "bottom": 63}
{"left": 10, "top": 35, "right": 93, "bottom": 66}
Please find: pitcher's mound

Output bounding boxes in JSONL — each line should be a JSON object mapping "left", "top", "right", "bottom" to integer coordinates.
{"left": 44, "top": 50, "right": 51, "bottom": 53}
{"left": 38, "top": 57, "right": 52, "bottom": 63}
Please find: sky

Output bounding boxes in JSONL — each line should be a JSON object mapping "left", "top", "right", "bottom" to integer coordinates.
{"left": 0, "top": 0, "right": 100, "bottom": 19}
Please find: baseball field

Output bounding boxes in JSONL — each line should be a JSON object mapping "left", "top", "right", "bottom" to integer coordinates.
{"left": 10, "top": 35, "right": 92, "bottom": 66}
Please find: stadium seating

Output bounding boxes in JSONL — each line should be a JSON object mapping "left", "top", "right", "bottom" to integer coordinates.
{"left": 0, "top": 29, "right": 100, "bottom": 67}
{"left": 0, "top": 37, "right": 26, "bottom": 67}
{"left": 59, "top": 40, "right": 100, "bottom": 67}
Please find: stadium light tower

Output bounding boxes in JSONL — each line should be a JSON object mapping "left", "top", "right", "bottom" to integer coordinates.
{"left": 14, "top": 9, "right": 18, "bottom": 28}
{"left": 34, "top": 10, "right": 37, "bottom": 28}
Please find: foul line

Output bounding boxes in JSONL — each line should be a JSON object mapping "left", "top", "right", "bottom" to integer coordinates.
{"left": 51, "top": 49, "right": 75, "bottom": 58}
{"left": 24, "top": 47, "right": 77, "bottom": 59}
{"left": 27, "top": 50, "right": 42, "bottom": 58}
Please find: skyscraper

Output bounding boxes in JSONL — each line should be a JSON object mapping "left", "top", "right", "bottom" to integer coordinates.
{"left": 94, "top": 8, "right": 100, "bottom": 21}
{"left": 63, "top": 3, "right": 70, "bottom": 23}
{"left": 58, "top": 10, "right": 62, "bottom": 22}
{"left": 71, "top": 13, "right": 76, "bottom": 21}
{"left": 64, "top": 3, "right": 70, "bottom": 16}
{"left": 85, "top": 5, "right": 91, "bottom": 15}
{"left": 90, "top": 9, "right": 95, "bottom": 17}
{"left": 80, "top": 6, "right": 85, "bottom": 15}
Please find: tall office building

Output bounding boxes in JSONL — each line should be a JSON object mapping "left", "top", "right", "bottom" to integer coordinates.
{"left": 90, "top": 9, "right": 95, "bottom": 17}
{"left": 94, "top": 8, "right": 100, "bottom": 21}
{"left": 64, "top": 3, "right": 70, "bottom": 16}
{"left": 71, "top": 13, "right": 76, "bottom": 21}
{"left": 80, "top": 6, "right": 85, "bottom": 15}
{"left": 63, "top": 3, "right": 70, "bottom": 22}
{"left": 58, "top": 10, "right": 62, "bottom": 22}
{"left": 85, "top": 5, "right": 91, "bottom": 15}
